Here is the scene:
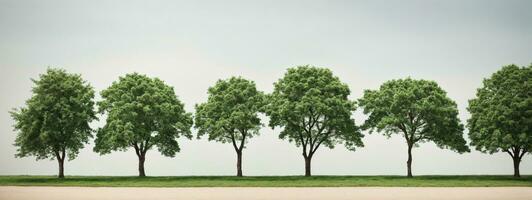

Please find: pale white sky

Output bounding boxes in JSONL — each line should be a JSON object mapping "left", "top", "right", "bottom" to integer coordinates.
{"left": 0, "top": 0, "right": 531, "bottom": 176}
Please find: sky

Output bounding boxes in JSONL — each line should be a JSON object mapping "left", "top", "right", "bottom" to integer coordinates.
{"left": 0, "top": 0, "right": 531, "bottom": 176}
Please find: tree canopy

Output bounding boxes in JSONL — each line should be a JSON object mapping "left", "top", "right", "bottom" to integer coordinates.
{"left": 195, "top": 77, "right": 265, "bottom": 176}
{"left": 94, "top": 73, "right": 193, "bottom": 176}
{"left": 467, "top": 64, "right": 531, "bottom": 177}
{"left": 265, "top": 65, "right": 362, "bottom": 176}
{"left": 358, "top": 78, "right": 469, "bottom": 177}
{"left": 11, "top": 68, "right": 96, "bottom": 178}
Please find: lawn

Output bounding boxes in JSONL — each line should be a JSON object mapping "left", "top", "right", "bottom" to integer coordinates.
{"left": 0, "top": 175, "right": 531, "bottom": 187}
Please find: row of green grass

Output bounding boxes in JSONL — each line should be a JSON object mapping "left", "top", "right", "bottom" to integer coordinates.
{"left": 0, "top": 175, "right": 530, "bottom": 187}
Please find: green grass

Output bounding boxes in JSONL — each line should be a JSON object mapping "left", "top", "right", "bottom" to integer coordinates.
{"left": 0, "top": 175, "right": 531, "bottom": 187}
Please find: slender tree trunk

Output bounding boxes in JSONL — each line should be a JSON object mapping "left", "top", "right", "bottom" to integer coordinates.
{"left": 138, "top": 155, "right": 146, "bottom": 177}
{"left": 236, "top": 150, "right": 243, "bottom": 177}
{"left": 406, "top": 143, "right": 413, "bottom": 178}
{"left": 57, "top": 158, "right": 64, "bottom": 179}
{"left": 513, "top": 156, "right": 521, "bottom": 178}
{"left": 304, "top": 156, "right": 312, "bottom": 177}
{"left": 56, "top": 150, "right": 65, "bottom": 179}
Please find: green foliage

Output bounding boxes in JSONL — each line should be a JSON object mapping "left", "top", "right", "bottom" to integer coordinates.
{"left": 265, "top": 66, "right": 362, "bottom": 156}
{"left": 11, "top": 68, "right": 96, "bottom": 161}
{"left": 94, "top": 73, "right": 193, "bottom": 157}
{"left": 359, "top": 78, "right": 469, "bottom": 152}
{"left": 195, "top": 77, "right": 265, "bottom": 149}
{"left": 467, "top": 64, "right": 531, "bottom": 154}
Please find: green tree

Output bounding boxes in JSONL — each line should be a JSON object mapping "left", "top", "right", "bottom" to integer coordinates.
{"left": 11, "top": 68, "right": 96, "bottom": 178}
{"left": 358, "top": 78, "right": 469, "bottom": 177}
{"left": 467, "top": 64, "right": 531, "bottom": 177}
{"left": 195, "top": 77, "right": 265, "bottom": 177}
{"left": 94, "top": 73, "right": 193, "bottom": 177}
{"left": 265, "top": 66, "right": 362, "bottom": 176}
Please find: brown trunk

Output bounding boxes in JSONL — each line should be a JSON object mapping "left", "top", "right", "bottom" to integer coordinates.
{"left": 513, "top": 156, "right": 521, "bottom": 178}
{"left": 304, "top": 156, "right": 312, "bottom": 177}
{"left": 58, "top": 158, "right": 64, "bottom": 178}
{"left": 56, "top": 150, "right": 65, "bottom": 179}
{"left": 138, "top": 155, "right": 146, "bottom": 177}
{"left": 406, "top": 144, "right": 413, "bottom": 178}
{"left": 236, "top": 150, "right": 243, "bottom": 177}
{"left": 236, "top": 151, "right": 242, "bottom": 177}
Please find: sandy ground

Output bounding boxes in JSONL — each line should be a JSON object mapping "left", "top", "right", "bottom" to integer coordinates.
{"left": 1, "top": 186, "right": 532, "bottom": 200}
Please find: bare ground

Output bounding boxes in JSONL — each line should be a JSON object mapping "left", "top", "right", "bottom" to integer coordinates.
{"left": 1, "top": 186, "right": 532, "bottom": 200}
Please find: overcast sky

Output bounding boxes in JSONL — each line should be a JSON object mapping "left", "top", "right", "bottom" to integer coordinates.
{"left": 1, "top": 0, "right": 531, "bottom": 176}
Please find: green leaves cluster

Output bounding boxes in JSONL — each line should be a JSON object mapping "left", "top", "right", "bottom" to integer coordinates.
{"left": 467, "top": 64, "right": 531, "bottom": 155}
{"left": 195, "top": 77, "right": 265, "bottom": 148}
{"left": 94, "top": 73, "right": 193, "bottom": 157}
{"left": 11, "top": 68, "right": 96, "bottom": 161}
{"left": 265, "top": 66, "right": 362, "bottom": 156}
{"left": 359, "top": 78, "right": 469, "bottom": 152}
{"left": 11, "top": 64, "right": 530, "bottom": 177}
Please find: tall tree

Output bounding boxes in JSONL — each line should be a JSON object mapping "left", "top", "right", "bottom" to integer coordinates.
{"left": 94, "top": 73, "right": 193, "bottom": 177}
{"left": 265, "top": 66, "right": 362, "bottom": 176}
{"left": 195, "top": 77, "right": 265, "bottom": 177}
{"left": 11, "top": 68, "right": 96, "bottom": 178}
{"left": 467, "top": 64, "right": 531, "bottom": 177}
{"left": 358, "top": 78, "right": 469, "bottom": 177}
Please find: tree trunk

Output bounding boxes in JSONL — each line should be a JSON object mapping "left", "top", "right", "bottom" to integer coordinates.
{"left": 304, "top": 156, "right": 312, "bottom": 177}
{"left": 513, "top": 156, "right": 521, "bottom": 178}
{"left": 406, "top": 144, "right": 413, "bottom": 178}
{"left": 138, "top": 155, "right": 146, "bottom": 177}
{"left": 236, "top": 150, "right": 243, "bottom": 177}
{"left": 57, "top": 158, "right": 64, "bottom": 178}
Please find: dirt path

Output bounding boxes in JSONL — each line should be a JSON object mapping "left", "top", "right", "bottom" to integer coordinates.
{"left": 1, "top": 186, "right": 531, "bottom": 200}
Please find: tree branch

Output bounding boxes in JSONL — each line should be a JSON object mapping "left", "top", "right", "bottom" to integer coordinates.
{"left": 142, "top": 137, "right": 151, "bottom": 154}
{"left": 133, "top": 142, "right": 141, "bottom": 157}
{"left": 54, "top": 150, "right": 63, "bottom": 162}
{"left": 298, "top": 131, "right": 308, "bottom": 158}
{"left": 519, "top": 148, "right": 527, "bottom": 159}
{"left": 230, "top": 132, "right": 239, "bottom": 152}
{"left": 238, "top": 129, "right": 247, "bottom": 151}
{"left": 398, "top": 122, "right": 412, "bottom": 145}
{"left": 511, "top": 146, "right": 521, "bottom": 159}
{"left": 222, "top": 126, "right": 233, "bottom": 134}
{"left": 310, "top": 116, "right": 329, "bottom": 155}
{"left": 505, "top": 149, "right": 514, "bottom": 158}
{"left": 61, "top": 148, "right": 65, "bottom": 162}
{"left": 311, "top": 131, "right": 332, "bottom": 155}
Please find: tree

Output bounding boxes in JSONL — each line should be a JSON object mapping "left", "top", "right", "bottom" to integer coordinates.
{"left": 94, "top": 73, "right": 193, "bottom": 177}
{"left": 195, "top": 77, "right": 265, "bottom": 177}
{"left": 10, "top": 68, "right": 96, "bottom": 178}
{"left": 358, "top": 78, "right": 469, "bottom": 177}
{"left": 467, "top": 64, "right": 531, "bottom": 177}
{"left": 265, "top": 66, "right": 362, "bottom": 176}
